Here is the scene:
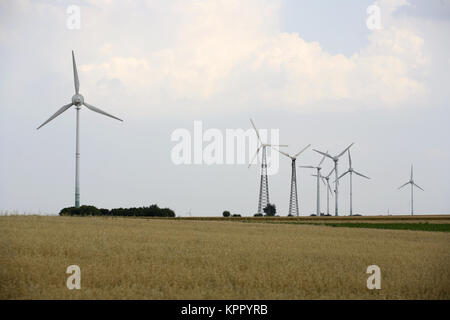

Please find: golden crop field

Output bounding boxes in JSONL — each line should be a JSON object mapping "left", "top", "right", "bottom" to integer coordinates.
{"left": 1, "top": 215, "right": 449, "bottom": 299}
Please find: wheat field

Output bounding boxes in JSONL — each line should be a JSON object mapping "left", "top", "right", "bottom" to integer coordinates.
{"left": 0, "top": 215, "right": 449, "bottom": 299}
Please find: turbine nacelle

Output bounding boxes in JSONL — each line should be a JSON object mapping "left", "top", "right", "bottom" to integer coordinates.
{"left": 72, "top": 94, "right": 84, "bottom": 106}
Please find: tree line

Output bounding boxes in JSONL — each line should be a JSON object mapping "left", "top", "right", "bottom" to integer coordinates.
{"left": 222, "top": 203, "right": 277, "bottom": 217}
{"left": 60, "top": 204, "right": 176, "bottom": 217}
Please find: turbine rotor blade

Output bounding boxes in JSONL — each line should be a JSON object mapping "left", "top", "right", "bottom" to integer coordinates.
{"left": 37, "top": 103, "right": 73, "bottom": 129}
{"left": 293, "top": 144, "right": 311, "bottom": 158}
{"left": 83, "top": 102, "right": 123, "bottom": 122}
{"left": 328, "top": 183, "right": 333, "bottom": 195}
{"left": 299, "top": 165, "right": 316, "bottom": 169}
{"left": 273, "top": 147, "right": 291, "bottom": 159}
{"left": 398, "top": 181, "right": 410, "bottom": 190}
{"left": 313, "top": 149, "right": 333, "bottom": 160}
{"left": 348, "top": 149, "right": 352, "bottom": 168}
{"left": 318, "top": 151, "right": 327, "bottom": 167}
{"left": 248, "top": 146, "right": 261, "bottom": 168}
{"left": 411, "top": 164, "right": 413, "bottom": 180}
{"left": 72, "top": 50, "right": 80, "bottom": 94}
{"left": 337, "top": 143, "right": 354, "bottom": 158}
{"left": 413, "top": 182, "right": 424, "bottom": 191}
{"left": 250, "top": 119, "right": 262, "bottom": 144}
{"left": 326, "top": 167, "right": 335, "bottom": 178}
{"left": 336, "top": 170, "right": 349, "bottom": 181}
{"left": 353, "top": 170, "right": 370, "bottom": 179}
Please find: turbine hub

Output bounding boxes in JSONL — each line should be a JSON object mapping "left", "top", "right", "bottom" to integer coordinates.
{"left": 72, "top": 94, "right": 84, "bottom": 106}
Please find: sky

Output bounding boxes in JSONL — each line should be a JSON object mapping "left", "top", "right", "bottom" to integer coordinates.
{"left": 0, "top": 0, "right": 449, "bottom": 216}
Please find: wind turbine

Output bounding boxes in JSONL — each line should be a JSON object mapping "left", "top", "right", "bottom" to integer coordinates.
{"left": 248, "top": 119, "right": 287, "bottom": 214}
{"left": 276, "top": 144, "right": 311, "bottom": 216}
{"left": 299, "top": 152, "right": 327, "bottom": 216}
{"left": 398, "top": 165, "right": 424, "bottom": 215}
{"left": 337, "top": 150, "right": 370, "bottom": 216}
{"left": 37, "top": 51, "right": 123, "bottom": 208}
{"left": 313, "top": 143, "right": 354, "bottom": 216}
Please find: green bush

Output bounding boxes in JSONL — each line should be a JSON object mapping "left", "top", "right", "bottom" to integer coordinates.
{"left": 59, "top": 204, "right": 176, "bottom": 217}
{"left": 222, "top": 211, "right": 231, "bottom": 217}
{"left": 59, "top": 205, "right": 100, "bottom": 216}
{"left": 263, "top": 204, "right": 276, "bottom": 216}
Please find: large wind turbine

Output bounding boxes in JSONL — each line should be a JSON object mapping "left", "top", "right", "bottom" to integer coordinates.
{"left": 37, "top": 51, "right": 123, "bottom": 208}
{"left": 313, "top": 143, "right": 354, "bottom": 216}
{"left": 337, "top": 150, "right": 370, "bottom": 216}
{"left": 276, "top": 144, "right": 311, "bottom": 216}
{"left": 248, "top": 119, "right": 287, "bottom": 214}
{"left": 398, "top": 165, "right": 424, "bottom": 215}
{"left": 299, "top": 152, "right": 327, "bottom": 216}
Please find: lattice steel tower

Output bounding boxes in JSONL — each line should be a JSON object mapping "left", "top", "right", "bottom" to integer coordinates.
{"left": 277, "top": 144, "right": 310, "bottom": 216}
{"left": 288, "top": 158, "right": 299, "bottom": 216}
{"left": 257, "top": 146, "right": 270, "bottom": 214}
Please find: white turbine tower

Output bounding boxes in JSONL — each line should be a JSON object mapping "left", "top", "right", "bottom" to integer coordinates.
{"left": 299, "top": 152, "right": 327, "bottom": 216}
{"left": 248, "top": 119, "right": 287, "bottom": 214}
{"left": 337, "top": 150, "right": 370, "bottom": 216}
{"left": 313, "top": 143, "right": 354, "bottom": 216}
{"left": 37, "top": 51, "right": 123, "bottom": 208}
{"left": 398, "top": 164, "right": 424, "bottom": 215}
{"left": 276, "top": 144, "right": 311, "bottom": 216}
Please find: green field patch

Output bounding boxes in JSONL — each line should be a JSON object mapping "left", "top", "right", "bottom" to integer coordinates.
{"left": 261, "top": 221, "right": 450, "bottom": 232}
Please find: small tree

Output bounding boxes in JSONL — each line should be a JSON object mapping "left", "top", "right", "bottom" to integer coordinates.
{"left": 263, "top": 204, "right": 276, "bottom": 216}
{"left": 222, "top": 210, "right": 231, "bottom": 217}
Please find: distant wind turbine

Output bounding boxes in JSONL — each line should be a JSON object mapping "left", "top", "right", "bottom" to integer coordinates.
{"left": 276, "top": 144, "right": 311, "bottom": 216}
{"left": 313, "top": 143, "right": 354, "bottom": 216}
{"left": 336, "top": 150, "right": 370, "bottom": 216}
{"left": 299, "top": 152, "right": 327, "bottom": 216}
{"left": 248, "top": 119, "right": 287, "bottom": 214}
{"left": 398, "top": 165, "right": 424, "bottom": 215}
{"left": 37, "top": 51, "right": 123, "bottom": 208}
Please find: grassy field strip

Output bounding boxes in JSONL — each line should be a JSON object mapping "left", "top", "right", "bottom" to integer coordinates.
{"left": 240, "top": 221, "right": 450, "bottom": 232}
{"left": 169, "top": 215, "right": 450, "bottom": 224}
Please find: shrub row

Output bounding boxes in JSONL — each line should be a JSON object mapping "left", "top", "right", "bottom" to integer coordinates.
{"left": 60, "top": 204, "right": 176, "bottom": 217}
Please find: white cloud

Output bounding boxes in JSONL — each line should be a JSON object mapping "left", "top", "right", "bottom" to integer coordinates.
{"left": 1, "top": 0, "right": 431, "bottom": 115}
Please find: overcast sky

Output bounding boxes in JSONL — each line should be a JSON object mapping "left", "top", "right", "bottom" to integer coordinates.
{"left": 1, "top": 0, "right": 449, "bottom": 216}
